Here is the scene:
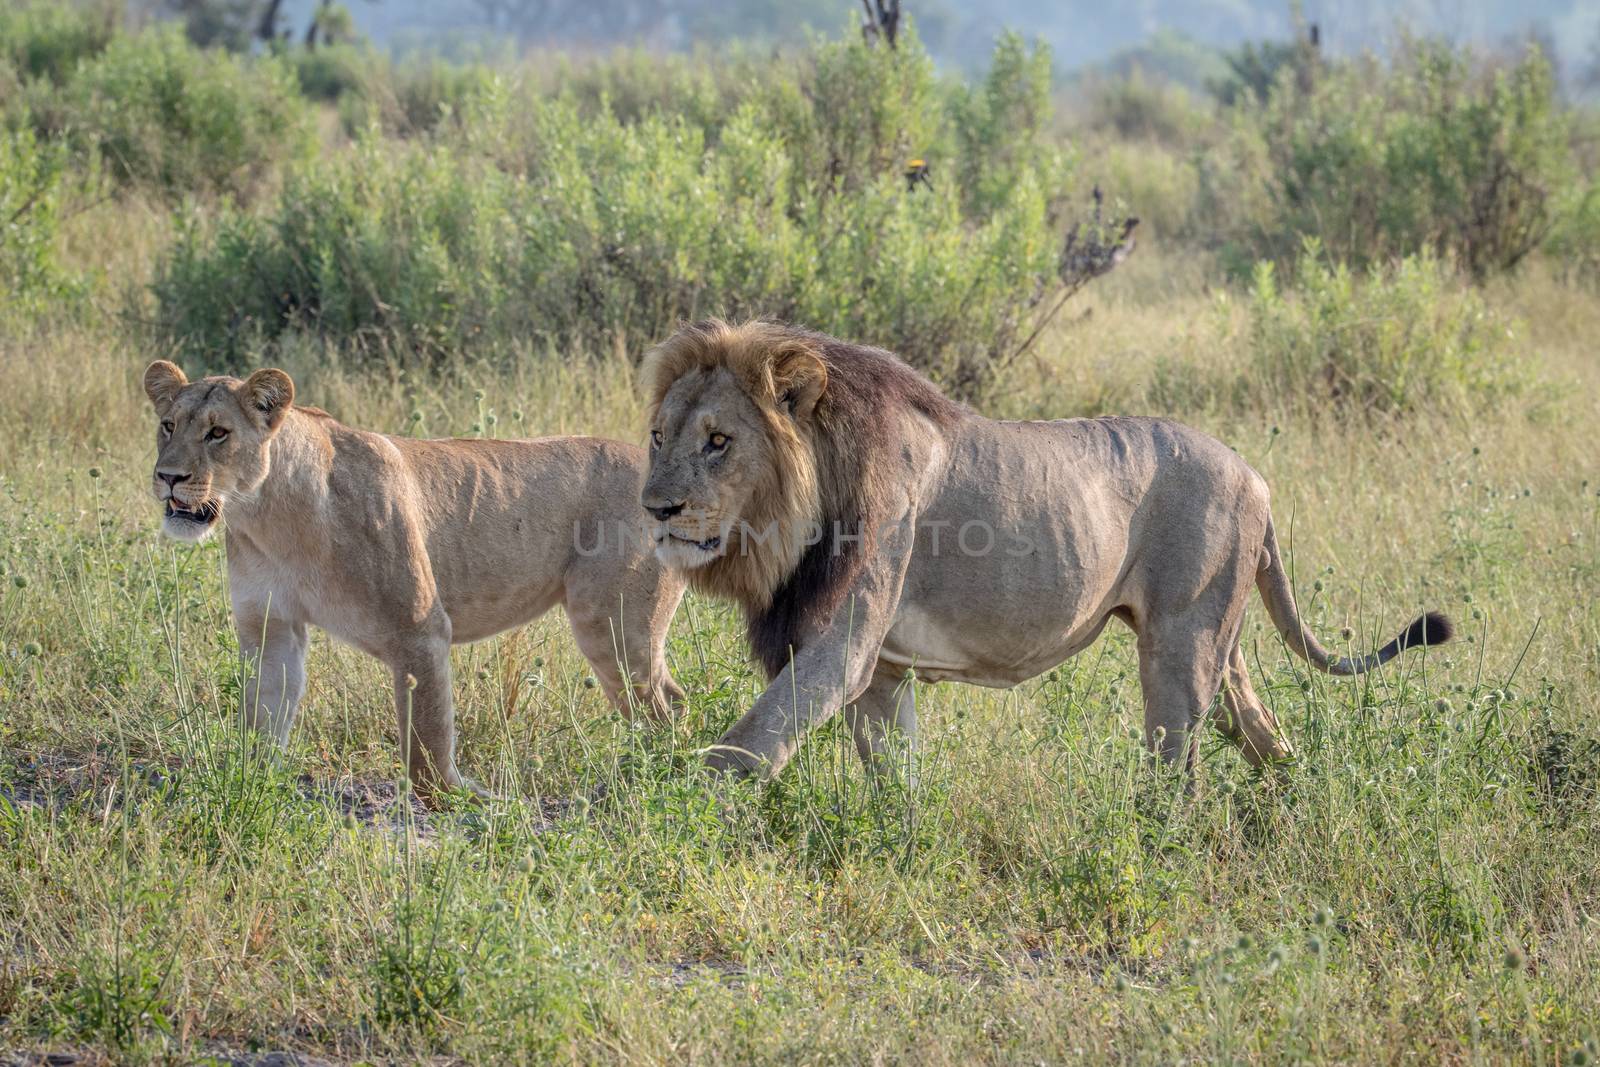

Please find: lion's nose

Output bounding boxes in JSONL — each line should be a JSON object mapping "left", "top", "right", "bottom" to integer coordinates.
{"left": 646, "top": 501, "right": 684, "bottom": 522}
{"left": 157, "top": 471, "right": 190, "bottom": 489}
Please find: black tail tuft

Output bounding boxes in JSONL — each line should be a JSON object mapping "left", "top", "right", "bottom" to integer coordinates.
{"left": 1399, "top": 611, "right": 1454, "bottom": 651}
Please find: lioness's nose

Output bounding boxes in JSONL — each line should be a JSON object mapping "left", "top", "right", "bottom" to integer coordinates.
{"left": 157, "top": 471, "right": 190, "bottom": 488}
{"left": 645, "top": 501, "right": 684, "bottom": 521}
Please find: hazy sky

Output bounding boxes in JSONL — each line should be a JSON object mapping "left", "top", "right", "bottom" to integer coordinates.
{"left": 272, "top": 0, "right": 1600, "bottom": 77}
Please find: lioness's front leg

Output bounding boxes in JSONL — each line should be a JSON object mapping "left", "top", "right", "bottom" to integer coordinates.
{"left": 237, "top": 610, "right": 308, "bottom": 745}
{"left": 707, "top": 512, "right": 916, "bottom": 780}
{"left": 390, "top": 631, "right": 469, "bottom": 797}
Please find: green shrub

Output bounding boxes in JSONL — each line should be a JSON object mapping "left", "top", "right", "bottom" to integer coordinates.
{"left": 1210, "top": 36, "right": 1311, "bottom": 107}
{"left": 1244, "top": 241, "right": 1515, "bottom": 417}
{"left": 1090, "top": 29, "right": 1232, "bottom": 93}
{"left": 1544, "top": 178, "right": 1600, "bottom": 285}
{"left": 289, "top": 40, "right": 373, "bottom": 102}
{"left": 1080, "top": 70, "right": 1214, "bottom": 148}
{"left": 1238, "top": 41, "right": 1573, "bottom": 279}
{"left": 949, "top": 32, "right": 1065, "bottom": 216}
{"left": 1075, "top": 138, "right": 1200, "bottom": 243}
{"left": 67, "top": 25, "right": 312, "bottom": 199}
{"left": 0, "top": 129, "right": 78, "bottom": 319}
{"left": 533, "top": 45, "right": 765, "bottom": 134}
{"left": 338, "top": 54, "right": 500, "bottom": 137}
{"left": 152, "top": 31, "right": 1090, "bottom": 398}
{"left": 0, "top": 0, "right": 117, "bottom": 85}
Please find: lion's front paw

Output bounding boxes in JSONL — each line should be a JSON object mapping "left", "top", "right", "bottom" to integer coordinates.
{"left": 412, "top": 772, "right": 495, "bottom": 810}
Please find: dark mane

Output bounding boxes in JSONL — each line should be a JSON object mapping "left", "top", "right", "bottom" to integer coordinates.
{"left": 746, "top": 327, "right": 966, "bottom": 678}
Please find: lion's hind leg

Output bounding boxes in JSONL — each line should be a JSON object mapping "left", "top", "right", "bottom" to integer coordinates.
{"left": 1132, "top": 568, "right": 1255, "bottom": 774}
{"left": 846, "top": 662, "right": 919, "bottom": 784}
{"left": 1135, "top": 625, "right": 1229, "bottom": 775}
{"left": 1214, "top": 643, "right": 1294, "bottom": 769}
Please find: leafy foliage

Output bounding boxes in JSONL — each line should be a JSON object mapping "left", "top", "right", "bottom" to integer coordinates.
{"left": 0, "top": 0, "right": 117, "bottom": 85}
{"left": 0, "top": 129, "right": 78, "bottom": 320}
{"left": 1210, "top": 36, "right": 1307, "bottom": 106}
{"left": 153, "top": 30, "right": 1078, "bottom": 397}
{"left": 1244, "top": 241, "right": 1516, "bottom": 417}
{"left": 1238, "top": 42, "right": 1573, "bottom": 279}
{"left": 62, "top": 26, "right": 313, "bottom": 199}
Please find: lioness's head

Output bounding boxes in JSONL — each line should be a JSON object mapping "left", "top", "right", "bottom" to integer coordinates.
{"left": 142, "top": 361, "right": 295, "bottom": 542}
{"left": 640, "top": 321, "right": 826, "bottom": 598}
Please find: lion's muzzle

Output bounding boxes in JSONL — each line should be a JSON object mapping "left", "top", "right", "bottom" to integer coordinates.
{"left": 650, "top": 511, "right": 727, "bottom": 568}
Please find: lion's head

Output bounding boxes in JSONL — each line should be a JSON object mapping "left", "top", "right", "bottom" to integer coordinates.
{"left": 142, "top": 361, "right": 295, "bottom": 543}
{"left": 640, "top": 320, "right": 826, "bottom": 601}
{"left": 640, "top": 320, "right": 964, "bottom": 676}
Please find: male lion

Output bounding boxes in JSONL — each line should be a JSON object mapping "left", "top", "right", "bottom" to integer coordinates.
{"left": 639, "top": 320, "right": 1451, "bottom": 780}
{"left": 143, "top": 361, "right": 685, "bottom": 796}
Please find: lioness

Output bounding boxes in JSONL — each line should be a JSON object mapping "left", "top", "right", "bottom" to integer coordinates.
{"left": 639, "top": 320, "right": 1451, "bottom": 780}
{"left": 143, "top": 361, "right": 685, "bottom": 796}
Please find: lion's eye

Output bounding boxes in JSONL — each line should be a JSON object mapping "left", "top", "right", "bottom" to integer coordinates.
{"left": 207, "top": 426, "right": 229, "bottom": 442}
{"left": 650, "top": 429, "right": 664, "bottom": 449}
{"left": 161, "top": 421, "right": 174, "bottom": 437}
{"left": 707, "top": 432, "right": 729, "bottom": 451}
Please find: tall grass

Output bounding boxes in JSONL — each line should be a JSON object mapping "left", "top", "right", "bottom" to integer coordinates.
{"left": 4, "top": 237, "right": 1599, "bottom": 1061}
{"left": 0, "top": 11, "right": 1598, "bottom": 1064}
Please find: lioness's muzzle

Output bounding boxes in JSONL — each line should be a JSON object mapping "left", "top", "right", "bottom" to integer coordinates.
{"left": 164, "top": 497, "right": 219, "bottom": 525}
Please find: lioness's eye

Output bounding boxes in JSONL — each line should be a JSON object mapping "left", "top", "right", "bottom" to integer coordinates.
{"left": 161, "top": 421, "right": 174, "bottom": 436}
{"left": 708, "top": 432, "right": 729, "bottom": 451}
{"left": 650, "top": 429, "right": 663, "bottom": 449}
{"left": 207, "top": 426, "right": 229, "bottom": 442}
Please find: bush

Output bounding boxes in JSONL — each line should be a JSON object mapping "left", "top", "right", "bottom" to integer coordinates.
{"left": 1236, "top": 41, "right": 1574, "bottom": 279}
{"left": 289, "top": 41, "right": 373, "bottom": 102}
{"left": 1544, "top": 178, "right": 1600, "bottom": 285}
{"left": 1243, "top": 240, "right": 1515, "bottom": 417}
{"left": 152, "top": 31, "right": 1092, "bottom": 398}
{"left": 0, "top": 129, "right": 78, "bottom": 320}
{"left": 1079, "top": 70, "right": 1213, "bottom": 148}
{"left": 1209, "top": 36, "right": 1310, "bottom": 107}
{"left": 66, "top": 25, "right": 312, "bottom": 199}
{"left": 337, "top": 54, "right": 500, "bottom": 138}
{"left": 1074, "top": 139, "right": 1200, "bottom": 243}
{"left": 0, "top": 0, "right": 117, "bottom": 85}
{"left": 532, "top": 45, "right": 766, "bottom": 134}
{"left": 1091, "top": 29, "right": 1232, "bottom": 93}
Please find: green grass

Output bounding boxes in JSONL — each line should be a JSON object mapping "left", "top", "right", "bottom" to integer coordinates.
{"left": 2, "top": 213, "right": 1598, "bottom": 1062}
{"left": 1, "top": 15, "right": 1598, "bottom": 1061}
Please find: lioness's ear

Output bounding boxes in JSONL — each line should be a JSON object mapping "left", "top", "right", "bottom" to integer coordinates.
{"left": 773, "top": 346, "right": 826, "bottom": 421}
{"left": 242, "top": 368, "right": 295, "bottom": 431}
{"left": 143, "top": 360, "right": 187, "bottom": 414}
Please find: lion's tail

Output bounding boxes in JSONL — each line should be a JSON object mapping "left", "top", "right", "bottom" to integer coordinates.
{"left": 1255, "top": 517, "right": 1453, "bottom": 677}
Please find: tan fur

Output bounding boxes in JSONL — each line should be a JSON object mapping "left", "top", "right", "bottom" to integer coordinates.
{"left": 144, "top": 360, "right": 686, "bottom": 797}
{"left": 639, "top": 322, "right": 1449, "bottom": 781}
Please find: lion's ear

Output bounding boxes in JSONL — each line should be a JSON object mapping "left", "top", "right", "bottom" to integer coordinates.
{"left": 242, "top": 368, "right": 295, "bottom": 431}
{"left": 773, "top": 346, "right": 826, "bottom": 421}
{"left": 143, "top": 360, "right": 188, "bottom": 414}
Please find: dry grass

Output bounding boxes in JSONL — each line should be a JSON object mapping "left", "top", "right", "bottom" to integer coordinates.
{"left": 1, "top": 204, "right": 1598, "bottom": 1064}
